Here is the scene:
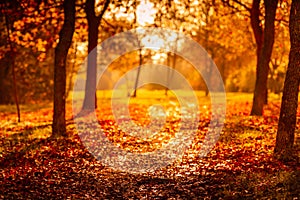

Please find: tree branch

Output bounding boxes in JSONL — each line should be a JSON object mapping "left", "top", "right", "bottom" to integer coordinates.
{"left": 222, "top": 0, "right": 251, "bottom": 12}
{"left": 96, "top": 0, "right": 110, "bottom": 21}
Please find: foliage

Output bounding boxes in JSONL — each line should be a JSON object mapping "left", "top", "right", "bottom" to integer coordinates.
{"left": 0, "top": 1, "right": 62, "bottom": 104}
{"left": 0, "top": 0, "right": 292, "bottom": 104}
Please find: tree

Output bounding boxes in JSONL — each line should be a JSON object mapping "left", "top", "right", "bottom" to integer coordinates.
{"left": 132, "top": 2, "right": 144, "bottom": 98}
{"left": 250, "top": 0, "right": 278, "bottom": 115}
{"left": 2, "top": 0, "right": 21, "bottom": 122}
{"left": 274, "top": 0, "right": 300, "bottom": 161}
{"left": 0, "top": 0, "right": 67, "bottom": 107}
{"left": 158, "top": 0, "right": 256, "bottom": 95}
{"left": 132, "top": 47, "right": 143, "bottom": 97}
{"left": 222, "top": 0, "right": 279, "bottom": 115}
{"left": 52, "top": 0, "right": 75, "bottom": 137}
{"left": 82, "top": 0, "right": 110, "bottom": 111}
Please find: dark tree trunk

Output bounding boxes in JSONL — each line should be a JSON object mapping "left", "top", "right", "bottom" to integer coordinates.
{"left": 251, "top": 0, "right": 278, "bottom": 115}
{"left": 165, "top": 52, "right": 171, "bottom": 96}
{"left": 82, "top": 0, "right": 110, "bottom": 110}
{"left": 274, "top": 0, "right": 300, "bottom": 161}
{"left": 82, "top": 5, "right": 99, "bottom": 110}
{"left": 250, "top": 0, "right": 263, "bottom": 79}
{"left": 52, "top": 0, "right": 75, "bottom": 137}
{"left": 132, "top": 48, "right": 142, "bottom": 98}
{"left": 204, "top": 3, "right": 211, "bottom": 97}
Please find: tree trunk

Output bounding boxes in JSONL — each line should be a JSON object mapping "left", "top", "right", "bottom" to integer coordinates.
{"left": 274, "top": 0, "right": 300, "bottom": 161}
{"left": 132, "top": 48, "right": 142, "bottom": 98}
{"left": 204, "top": 3, "right": 211, "bottom": 97}
{"left": 52, "top": 0, "right": 75, "bottom": 137}
{"left": 82, "top": 6, "right": 99, "bottom": 110}
{"left": 82, "top": 0, "right": 110, "bottom": 110}
{"left": 165, "top": 52, "right": 171, "bottom": 96}
{"left": 251, "top": 0, "right": 278, "bottom": 115}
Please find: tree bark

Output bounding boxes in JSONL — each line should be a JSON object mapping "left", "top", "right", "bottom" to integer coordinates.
{"left": 82, "top": 0, "right": 110, "bottom": 110}
{"left": 52, "top": 0, "right": 75, "bottom": 137}
{"left": 251, "top": 0, "right": 278, "bottom": 115}
{"left": 274, "top": 0, "right": 300, "bottom": 161}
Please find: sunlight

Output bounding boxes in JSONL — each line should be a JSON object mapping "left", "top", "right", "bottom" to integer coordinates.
{"left": 136, "top": 0, "right": 156, "bottom": 26}
{"left": 141, "top": 34, "right": 165, "bottom": 48}
{"left": 77, "top": 42, "right": 87, "bottom": 52}
{"left": 151, "top": 52, "right": 167, "bottom": 63}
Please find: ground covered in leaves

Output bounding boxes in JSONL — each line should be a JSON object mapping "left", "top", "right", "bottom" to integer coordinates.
{"left": 0, "top": 93, "right": 299, "bottom": 199}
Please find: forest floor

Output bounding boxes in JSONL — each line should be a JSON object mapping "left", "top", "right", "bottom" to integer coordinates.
{"left": 0, "top": 92, "right": 299, "bottom": 199}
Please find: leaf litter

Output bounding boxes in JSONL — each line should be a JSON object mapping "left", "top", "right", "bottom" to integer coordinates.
{"left": 0, "top": 100, "right": 299, "bottom": 199}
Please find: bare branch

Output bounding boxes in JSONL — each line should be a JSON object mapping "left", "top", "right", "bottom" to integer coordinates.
{"left": 222, "top": 0, "right": 251, "bottom": 12}
{"left": 96, "top": 0, "right": 110, "bottom": 21}
{"left": 101, "top": 18, "right": 115, "bottom": 29}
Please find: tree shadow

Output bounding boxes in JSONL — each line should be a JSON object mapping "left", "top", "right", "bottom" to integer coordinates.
{"left": 0, "top": 120, "right": 75, "bottom": 168}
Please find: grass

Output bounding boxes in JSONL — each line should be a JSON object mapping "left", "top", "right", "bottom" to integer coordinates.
{"left": 0, "top": 102, "right": 52, "bottom": 113}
